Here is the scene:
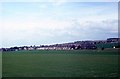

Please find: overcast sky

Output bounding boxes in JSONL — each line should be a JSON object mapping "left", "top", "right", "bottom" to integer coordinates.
{"left": 0, "top": 0, "right": 118, "bottom": 47}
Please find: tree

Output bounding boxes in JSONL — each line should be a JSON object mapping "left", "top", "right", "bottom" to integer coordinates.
{"left": 71, "top": 45, "right": 75, "bottom": 50}
{"left": 101, "top": 47, "right": 104, "bottom": 50}
{"left": 76, "top": 45, "right": 81, "bottom": 49}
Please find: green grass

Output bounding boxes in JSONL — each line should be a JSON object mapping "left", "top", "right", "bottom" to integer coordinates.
{"left": 0, "top": 52, "right": 2, "bottom": 78}
{"left": 2, "top": 49, "right": 119, "bottom": 77}
{"left": 96, "top": 43, "right": 120, "bottom": 48}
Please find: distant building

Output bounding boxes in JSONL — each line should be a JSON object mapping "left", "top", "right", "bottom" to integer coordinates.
{"left": 107, "top": 38, "right": 120, "bottom": 43}
{"left": 1, "top": 38, "right": 119, "bottom": 52}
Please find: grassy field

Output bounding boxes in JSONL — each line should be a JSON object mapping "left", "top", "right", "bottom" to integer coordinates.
{"left": 0, "top": 52, "right": 2, "bottom": 78}
{"left": 2, "top": 49, "right": 119, "bottom": 77}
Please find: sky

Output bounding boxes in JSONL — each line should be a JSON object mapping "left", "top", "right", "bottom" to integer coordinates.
{"left": 0, "top": 0, "right": 119, "bottom": 48}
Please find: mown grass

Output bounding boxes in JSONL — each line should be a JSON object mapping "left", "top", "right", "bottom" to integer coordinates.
{"left": 0, "top": 52, "right": 2, "bottom": 78}
{"left": 2, "top": 49, "right": 119, "bottom": 77}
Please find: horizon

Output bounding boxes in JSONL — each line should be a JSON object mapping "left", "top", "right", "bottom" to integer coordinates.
{"left": 1, "top": 37, "right": 119, "bottom": 48}
{"left": 0, "top": 1, "right": 118, "bottom": 48}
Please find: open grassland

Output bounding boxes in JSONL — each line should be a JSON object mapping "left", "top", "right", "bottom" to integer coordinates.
{"left": 0, "top": 52, "right": 2, "bottom": 78}
{"left": 2, "top": 49, "right": 119, "bottom": 77}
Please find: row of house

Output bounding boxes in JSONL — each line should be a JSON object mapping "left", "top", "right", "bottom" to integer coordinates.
{"left": 0, "top": 38, "right": 119, "bottom": 52}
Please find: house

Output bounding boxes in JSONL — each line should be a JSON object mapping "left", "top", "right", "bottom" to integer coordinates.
{"left": 107, "top": 38, "right": 119, "bottom": 43}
